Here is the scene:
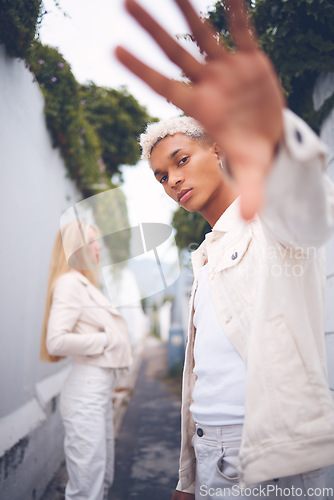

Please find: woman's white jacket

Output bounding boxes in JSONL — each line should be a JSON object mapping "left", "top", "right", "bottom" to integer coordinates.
{"left": 47, "top": 270, "right": 132, "bottom": 368}
{"left": 176, "top": 110, "right": 334, "bottom": 493}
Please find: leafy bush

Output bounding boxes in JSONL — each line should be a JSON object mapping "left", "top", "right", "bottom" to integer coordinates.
{"left": 0, "top": 3, "right": 154, "bottom": 196}
{"left": 27, "top": 41, "right": 108, "bottom": 195}
{"left": 25, "top": 42, "right": 154, "bottom": 195}
{"left": 172, "top": 209, "right": 211, "bottom": 253}
{"left": 0, "top": 0, "right": 42, "bottom": 59}
{"left": 79, "top": 83, "right": 153, "bottom": 180}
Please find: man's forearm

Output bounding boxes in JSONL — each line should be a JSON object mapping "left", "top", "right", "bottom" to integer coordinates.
{"left": 261, "top": 109, "right": 334, "bottom": 248}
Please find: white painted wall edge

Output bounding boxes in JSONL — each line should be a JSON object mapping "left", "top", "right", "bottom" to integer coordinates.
{"left": 35, "top": 364, "right": 71, "bottom": 410}
{"left": 0, "top": 399, "right": 46, "bottom": 456}
{"left": 0, "top": 365, "right": 71, "bottom": 456}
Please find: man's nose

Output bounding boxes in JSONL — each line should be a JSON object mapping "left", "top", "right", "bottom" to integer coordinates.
{"left": 169, "top": 171, "right": 183, "bottom": 188}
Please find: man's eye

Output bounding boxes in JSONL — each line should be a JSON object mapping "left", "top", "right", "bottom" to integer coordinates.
{"left": 179, "top": 156, "right": 189, "bottom": 166}
{"left": 160, "top": 175, "right": 168, "bottom": 184}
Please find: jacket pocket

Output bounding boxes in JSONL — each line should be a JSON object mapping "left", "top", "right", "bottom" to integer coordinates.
{"left": 214, "top": 226, "right": 253, "bottom": 274}
{"left": 212, "top": 226, "right": 257, "bottom": 311}
{"left": 301, "top": 468, "right": 326, "bottom": 499}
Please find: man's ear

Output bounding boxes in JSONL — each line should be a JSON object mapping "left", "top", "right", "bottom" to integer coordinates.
{"left": 212, "top": 142, "right": 223, "bottom": 159}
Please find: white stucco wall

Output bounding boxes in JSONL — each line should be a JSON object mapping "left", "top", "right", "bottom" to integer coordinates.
{"left": 0, "top": 44, "right": 81, "bottom": 499}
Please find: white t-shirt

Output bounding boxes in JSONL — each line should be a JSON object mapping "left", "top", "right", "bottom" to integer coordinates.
{"left": 190, "top": 263, "right": 246, "bottom": 425}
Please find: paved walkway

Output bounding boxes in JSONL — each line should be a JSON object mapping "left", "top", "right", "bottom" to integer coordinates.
{"left": 41, "top": 337, "right": 182, "bottom": 500}
{"left": 109, "top": 337, "right": 181, "bottom": 500}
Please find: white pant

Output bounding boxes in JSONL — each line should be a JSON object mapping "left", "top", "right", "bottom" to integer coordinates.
{"left": 193, "top": 423, "right": 327, "bottom": 499}
{"left": 60, "top": 363, "right": 117, "bottom": 500}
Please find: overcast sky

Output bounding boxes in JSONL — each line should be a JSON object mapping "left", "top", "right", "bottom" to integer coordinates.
{"left": 39, "top": 0, "right": 215, "bottom": 237}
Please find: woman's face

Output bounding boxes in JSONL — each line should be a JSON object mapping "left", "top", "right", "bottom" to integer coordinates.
{"left": 86, "top": 227, "right": 102, "bottom": 266}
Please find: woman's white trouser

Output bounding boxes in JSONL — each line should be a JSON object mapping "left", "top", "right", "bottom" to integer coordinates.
{"left": 60, "top": 363, "right": 117, "bottom": 500}
{"left": 193, "top": 423, "right": 327, "bottom": 500}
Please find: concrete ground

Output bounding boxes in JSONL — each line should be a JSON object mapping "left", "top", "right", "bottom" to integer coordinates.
{"left": 41, "top": 336, "right": 182, "bottom": 500}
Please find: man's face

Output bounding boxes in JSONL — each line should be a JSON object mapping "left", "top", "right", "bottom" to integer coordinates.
{"left": 150, "top": 134, "right": 226, "bottom": 214}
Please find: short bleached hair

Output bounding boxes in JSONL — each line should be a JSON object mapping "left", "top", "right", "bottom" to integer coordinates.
{"left": 140, "top": 115, "right": 207, "bottom": 161}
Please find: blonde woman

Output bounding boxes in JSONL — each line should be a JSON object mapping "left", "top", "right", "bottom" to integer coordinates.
{"left": 40, "top": 222, "right": 132, "bottom": 500}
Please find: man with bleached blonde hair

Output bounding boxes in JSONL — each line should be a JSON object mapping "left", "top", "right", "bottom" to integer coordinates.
{"left": 116, "top": 1, "right": 334, "bottom": 499}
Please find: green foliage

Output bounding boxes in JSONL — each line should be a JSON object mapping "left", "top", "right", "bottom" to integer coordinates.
{"left": 208, "top": 0, "right": 334, "bottom": 132}
{"left": 0, "top": 3, "right": 154, "bottom": 196}
{"left": 0, "top": 0, "right": 42, "bottom": 59}
{"left": 79, "top": 83, "right": 153, "bottom": 180}
{"left": 172, "top": 208, "right": 211, "bottom": 252}
{"left": 27, "top": 41, "right": 109, "bottom": 196}
{"left": 25, "top": 43, "right": 154, "bottom": 196}
{"left": 84, "top": 188, "right": 131, "bottom": 273}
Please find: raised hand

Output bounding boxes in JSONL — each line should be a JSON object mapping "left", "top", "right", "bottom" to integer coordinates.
{"left": 171, "top": 490, "right": 195, "bottom": 500}
{"left": 115, "top": 0, "right": 285, "bottom": 219}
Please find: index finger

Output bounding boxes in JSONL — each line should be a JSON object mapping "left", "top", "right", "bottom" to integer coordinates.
{"left": 224, "top": 0, "right": 257, "bottom": 51}
{"left": 115, "top": 46, "right": 193, "bottom": 112}
{"left": 125, "top": 0, "right": 203, "bottom": 80}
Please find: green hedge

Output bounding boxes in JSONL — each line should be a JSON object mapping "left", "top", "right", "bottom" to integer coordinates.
{"left": 0, "top": 2, "right": 153, "bottom": 196}
{"left": 27, "top": 41, "right": 109, "bottom": 196}
{"left": 0, "top": 0, "right": 42, "bottom": 59}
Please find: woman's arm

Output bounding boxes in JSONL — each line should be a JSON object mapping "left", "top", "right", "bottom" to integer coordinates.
{"left": 46, "top": 273, "right": 107, "bottom": 357}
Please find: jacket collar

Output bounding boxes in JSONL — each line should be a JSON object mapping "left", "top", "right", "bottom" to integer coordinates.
{"left": 73, "top": 271, "right": 90, "bottom": 286}
{"left": 191, "top": 197, "right": 246, "bottom": 275}
{"left": 72, "top": 271, "right": 121, "bottom": 315}
{"left": 211, "top": 197, "right": 244, "bottom": 233}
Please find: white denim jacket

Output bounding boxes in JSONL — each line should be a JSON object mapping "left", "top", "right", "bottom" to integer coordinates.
{"left": 177, "top": 109, "right": 334, "bottom": 493}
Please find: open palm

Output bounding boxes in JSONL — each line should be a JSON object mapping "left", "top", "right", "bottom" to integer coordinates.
{"left": 116, "top": 0, "right": 285, "bottom": 219}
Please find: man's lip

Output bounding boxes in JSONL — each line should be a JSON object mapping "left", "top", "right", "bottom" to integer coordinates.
{"left": 177, "top": 188, "right": 193, "bottom": 203}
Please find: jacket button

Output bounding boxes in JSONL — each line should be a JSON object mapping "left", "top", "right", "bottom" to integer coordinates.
{"left": 295, "top": 129, "right": 303, "bottom": 143}
{"left": 231, "top": 252, "right": 238, "bottom": 260}
{"left": 197, "top": 428, "right": 204, "bottom": 437}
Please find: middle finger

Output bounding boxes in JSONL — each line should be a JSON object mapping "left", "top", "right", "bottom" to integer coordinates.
{"left": 174, "top": 0, "right": 225, "bottom": 59}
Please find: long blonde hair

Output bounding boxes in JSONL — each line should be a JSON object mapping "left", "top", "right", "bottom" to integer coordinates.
{"left": 40, "top": 222, "right": 99, "bottom": 363}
